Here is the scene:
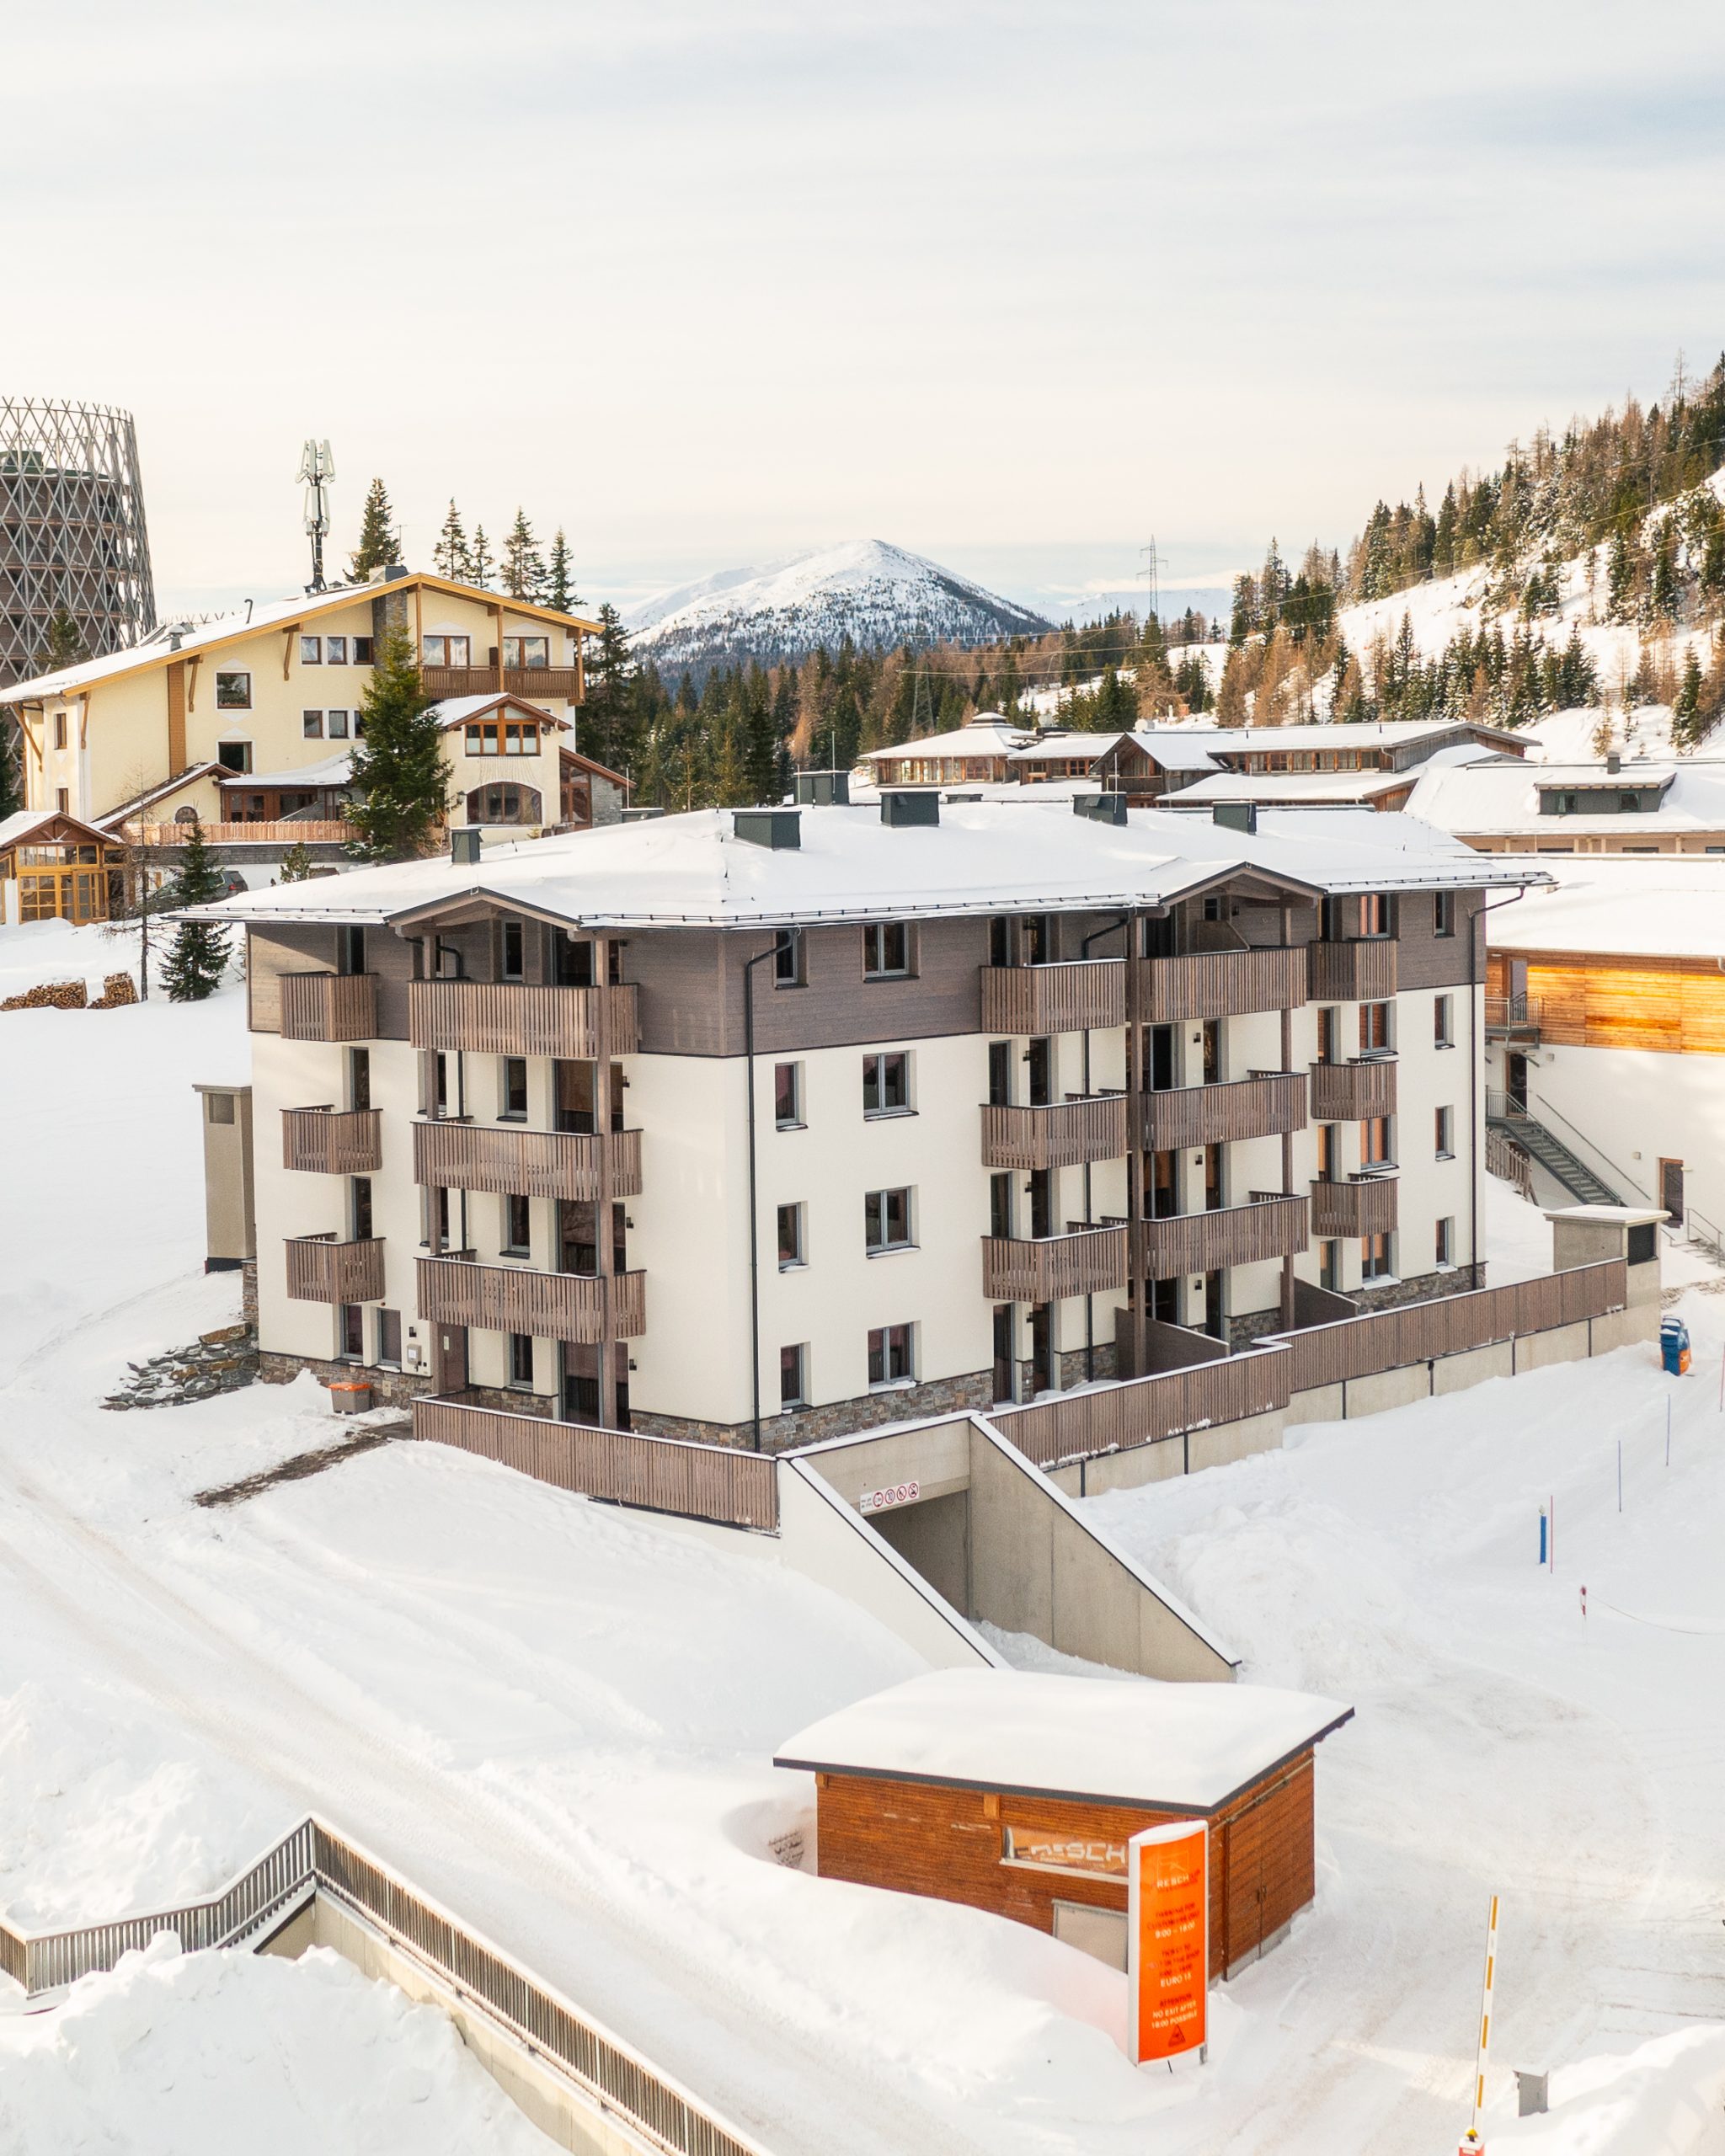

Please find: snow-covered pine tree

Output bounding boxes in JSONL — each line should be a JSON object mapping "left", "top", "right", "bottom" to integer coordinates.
{"left": 345, "top": 628, "right": 450, "bottom": 860}
{"left": 544, "top": 529, "right": 579, "bottom": 614}
{"left": 1606, "top": 527, "right": 1637, "bottom": 622}
{"left": 1672, "top": 648, "right": 1705, "bottom": 747}
{"left": 349, "top": 479, "right": 402, "bottom": 582}
{"left": 499, "top": 508, "right": 545, "bottom": 602}
{"left": 433, "top": 500, "right": 471, "bottom": 583}
{"left": 160, "top": 817, "right": 231, "bottom": 1002}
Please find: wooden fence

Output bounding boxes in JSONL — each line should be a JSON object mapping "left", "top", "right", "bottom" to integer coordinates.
{"left": 992, "top": 1348, "right": 1290, "bottom": 1469}
{"left": 1, "top": 1817, "right": 770, "bottom": 2156}
{"left": 414, "top": 1395, "right": 779, "bottom": 1532}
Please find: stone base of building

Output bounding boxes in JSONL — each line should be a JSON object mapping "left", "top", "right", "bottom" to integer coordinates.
{"left": 257, "top": 1349, "right": 430, "bottom": 1411}
{"left": 1052, "top": 1341, "right": 1119, "bottom": 1389}
{"left": 241, "top": 1258, "right": 259, "bottom": 1330}
{"left": 1348, "top": 1262, "right": 1485, "bottom": 1314}
{"left": 631, "top": 1368, "right": 995, "bottom": 1454}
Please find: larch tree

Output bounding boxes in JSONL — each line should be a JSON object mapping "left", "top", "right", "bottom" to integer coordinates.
{"left": 345, "top": 628, "right": 450, "bottom": 860}
{"left": 160, "top": 816, "right": 231, "bottom": 1002}
{"left": 433, "top": 500, "right": 472, "bottom": 584}
{"left": 468, "top": 525, "right": 495, "bottom": 590}
{"left": 500, "top": 508, "right": 545, "bottom": 602}
{"left": 348, "top": 479, "right": 403, "bottom": 582}
{"left": 545, "top": 528, "right": 579, "bottom": 614}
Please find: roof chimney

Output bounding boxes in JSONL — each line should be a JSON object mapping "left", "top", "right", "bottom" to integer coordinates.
{"left": 451, "top": 827, "right": 483, "bottom": 864}
{"left": 1211, "top": 801, "right": 1258, "bottom": 835}
{"left": 1605, "top": 751, "right": 1621, "bottom": 775}
{"left": 880, "top": 790, "right": 939, "bottom": 828}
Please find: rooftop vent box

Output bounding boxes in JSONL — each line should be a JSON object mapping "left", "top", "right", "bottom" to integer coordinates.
{"left": 880, "top": 790, "right": 939, "bottom": 828}
{"left": 1211, "top": 801, "right": 1258, "bottom": 835}
{"left": 733, "top": 808, "right": 802, "bottom": 850}
{"left": 622, "top": 805, "right": 665, "bottom": 823}
{"left": 1605, "top": 751, "right": 1621, "bottom": 774}
{"left": 1074, "top": 792, "right": 1128, "bottom": 825}
{"left": 451, "top": 827, "right": 483, "bottom": 864}
{"left": 795, "top": 770, "right": 851, "bottom": 807}
{"left": 382, "top": 563, "right": 409, "bottom": 582}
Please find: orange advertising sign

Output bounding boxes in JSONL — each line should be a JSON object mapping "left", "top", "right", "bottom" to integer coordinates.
{"left": 1127, "top": 1819, "right": 1208, "bottom": 2065}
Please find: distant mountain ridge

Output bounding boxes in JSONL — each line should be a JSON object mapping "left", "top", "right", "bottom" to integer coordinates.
{"left": 626, "top": 538, "right": 1052, "bottom": 679}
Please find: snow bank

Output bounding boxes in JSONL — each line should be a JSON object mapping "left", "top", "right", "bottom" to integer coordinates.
{"left": 1492, "top": 2025, "right": 1725, "bottom": 2152}
{"left": 0, "top": 1935, "right": 558, "bottom": 2153}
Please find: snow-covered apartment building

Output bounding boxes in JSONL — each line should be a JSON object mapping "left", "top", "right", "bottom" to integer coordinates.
{"left": 0, "top": 569, "right": 626, "bottom": 921}
{"left": 207, "top": 795, "right": 1533, "bottom": 1447}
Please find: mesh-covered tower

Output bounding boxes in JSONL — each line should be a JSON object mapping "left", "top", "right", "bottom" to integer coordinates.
{"left": 1, "top": 398, "right": 156, "bottom": 686}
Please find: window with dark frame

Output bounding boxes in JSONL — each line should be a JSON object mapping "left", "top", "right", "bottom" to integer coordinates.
{"left": 1436, "top": 1216, "right": 1454, "bottom": 1267}
{"left": 1434, "top": 993, "right": 1453, "bottom": 1048}
{"left": 215, "top": 670, "right": 252, "bottom": 710}
{"left": 862, "top": 1051, "right": 911, "bottom": 1117}
{"left": 302, "top": 710, "right": 324, "bottom": 739}
{"left": 377, "top": 1308, "right": 402, "bottom": 1367}
{"left": 1363, "top": 1117, "right": 1391, "bottom": 1166}
{"left": 1360, "top": 1232, "right": 1393, "bottom": 1280}
{"left": 864, "top": 1187, "right": 913, "bottom": 1253}
{"left": 301, "top": 636, "right": 323, "bottom": 664}
{"left": 339, "top": 1304, "right": 366, "bottom": 1360}
{"left": 1434, "top": 1106, "right": 1454, "bottom": 1160}
{"left": 509, "top": 1332, "right": 535, "bottom": 1386}
{"left": 1434, "top": 890, "right": 1456, "bottom": 937}
{"left": 353, "top": 637, "right": 374, "bottom": 664}
{"left": 773, "top": 928, "right": 804, "bottom": 987}
{"left": 500, "top": 919, "right": 526, "bottom": 979}
{"left": 500, "top": 1056, "right": 528, "bottom": 1118}
{"left": 868, "top": 1323, "right": 915, "bottom": 1385}
{"left": 780, "top": 1342, "right": 809, "bottom": 1407}
{"left": 1359, "top": 1001, "right": 1391, "bottom": 1053}
{"left": 504, "top": 1193, "right": 531, "bottom": 1256}
{"left": 862, "top": 921, "right": 911, "bottom": 978}
{"left": 777, "top": 1203, "right": 805, "bottom": 1268}
{"left": 774, "top": 1062, "right": 804, "bottom": 1129}
{"left": 326, "top": 709, "right": 350, "bottom": 739}
{"left": 325, "top": 635, "right": 348, "bottom": 665}
{"left": 350, "top": 1176, "right": 374, "bottom": 1241}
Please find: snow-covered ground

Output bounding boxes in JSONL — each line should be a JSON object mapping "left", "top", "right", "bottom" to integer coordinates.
{"left": 2, "top": 918, "right": 1722, "bottom": 2153}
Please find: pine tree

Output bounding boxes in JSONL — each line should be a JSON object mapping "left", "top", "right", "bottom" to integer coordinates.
{"left": 545, "top": 529, "right": 579, "bottom": 614}
{"left": 1673, "top": 648, "right": 1705, "bottom": 747}
{"left": 499, "top": 508, "right": 545, "bottom": 602}
{"left": 345, "top": 628, "right": 449, "bottom": 860}
{"left": 349, "top": 479, "right": 402, "bottom": 582}
{"left": 0, "top": 727, "right": 23, "bottom": 819}
{"left": 1606, "top": 527, "right": 1636, "bottom": 622}
{"left": 581, "top": 604, "right": 636, "bottom": 773}
{"left": 740, "top": 672, "right": 777, "bottom": 802}
{"left": 43, "top": 606, "right": 86, "bottom": 670}
{"left": 468, "top": 525, "right": 495, "bottom": 590}
{"left": 433, "top": 500, "right": 471, "bottom": 583}
{"left": 277, "top": 840, "right": 316, "bottom": 883}
{"left": 160, "top": 817, "right": 231, "bottom": 1002}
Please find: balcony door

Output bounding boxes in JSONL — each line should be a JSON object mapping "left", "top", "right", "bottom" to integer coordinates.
{"left": 432, "top": 1323, "right": 468, "bottom": 1395}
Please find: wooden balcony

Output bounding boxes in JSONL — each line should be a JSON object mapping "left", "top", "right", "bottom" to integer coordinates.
{"left": 1140, "top": 1193, "right": 1308, "bottom": 1276}
{"left": 1308, "top": 1054, "right": 1398, "bottom": 1122}
{"left": 1135, "top": 946, "right": 1308, "bottom": 1022}
{"left": 1310, "top": 1175, "right": 1399, "bottom": 1239}
{"left": 419, "top": 666, "right": 584, "bottom": 700}
{"left": 413, "top": 1119, "right": 643, "bottom": 1199}
{"left": 1308, "top": 938, "right": 1398, "bottom": 1003}
{"left": 408, "top": 979, "right": 639, "bottom": 1058}
{"left": 1139, "top": 1070, "right": 1308, "bottom": 1151}
{"left": 279, "top": 971, "right": 378, "bottom": 1043}
{"left": 416, "top": 1254, "right": 646, "bottom": 1342}
{"left": 281, "top": 1106, "right": 382, "bottom": 1174}
{"left": 981, "top": 1225, "right": 1129, "bottom": 1302}
{"left": 979, "top": 962, "right": 1125, "bottom": 1035}
{"left": 980, "top": 1096, "right": 1127, "bottom": 1170}
{"left": 286, "top": 1233, "right": 385, "bottom": 1304}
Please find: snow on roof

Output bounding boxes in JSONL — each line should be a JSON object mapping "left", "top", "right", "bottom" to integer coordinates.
{"left": 427, "top": 692, "right": 571, "bottom": 728}
{"left": 773, "top": 1669, "right": 1354, "bottom": 1812}
{"left": 217, "top": 750, "right": 355, "bottom": 790}
{"left": 1167, "top": 769, "right": 1413, "bottom": 803}
{"left": 860, "top": 717, "right": 1036, "bottom": 762}
{"left": 1140, "top": 718, "right": 1525, "bottom": 755}
{"left": 1407, "top": 759, "right": 1725, "bottom": 836}
{"left": 201, "top": 799, "right": 1546, "bottom": 932}
{"left": 1006, "top": 732, "right": 1129, "bottom": 764}
{"left": 1124, "top": 734, "right": 1225, "bottom": 772}
{"left": 0, "top": 807, "right": 110, "bottom": 848}
{"left": 1487, "top": 855, "right": 1725, "bottom": 960}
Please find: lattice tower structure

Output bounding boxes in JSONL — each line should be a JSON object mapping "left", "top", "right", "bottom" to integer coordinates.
{"left": 1, "top": 398, "right": 157, "bottom": 686}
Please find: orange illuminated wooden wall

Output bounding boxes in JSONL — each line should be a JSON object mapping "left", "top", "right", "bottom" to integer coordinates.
{"left": 1492, "top": 949, "right": 1725, "bottom": 1054}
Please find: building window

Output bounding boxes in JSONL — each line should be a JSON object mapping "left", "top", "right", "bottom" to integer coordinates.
{"left": 1434, "top": 890, "right": 1456, "bottom": 937}
{"left": 773, "top": 928, "right": 804, "bottom": 988}
{"left": 777, "top": 1203, "right": 805, "bottom": 1269}
{"left": 217, "top": 740, "right": 253, "bottom": 773}
{"left": 326, "top": 710, "right": 350, "bottom": 739}
{"left": 1434, "top": 994, "right": 1453, "bottom": 1048}
{"left": 301, "top": 636, "right": 323, "bottom": 664}
{"left": 349, "top": 1047, "right": 371, "bottom": 1110}
{"left": 1436, "top": 1216, "right": 1454, "bottom": 1267}
{"left": 1359, "top": 1001, "right": 1391, "bottom": 1053}
{"left": 325, "top": 635, "right": 348, "bottom": 665}
{"left": 1359, "top": 892, "right": 1391, "bottom": 937}
{"left": 1360, "top": 1232, "right": 1393, "bottom": 1280}
{"left": 302, "top": 710, "right": 324, "bottom": 739}
{"left": 863, "top": 921, "right": 911, "bottom": 978}
{"left": 1316, "top": 1123, "right": 1338, "bottom": 1181}
{"left": 1363, "top": 1117, "right": 1391, "bottom": 1166}
{"left": 1435, "top": 1106, "right": 1454, "bottom": 1159}
{"left": 353, "top": 636, "right": 374, "bottom": 664}
{"left": 377, "top": 1308, "right": 402, "bottom": 1367}
{"left": 467, "top": 782, "right": 540, "bottom": 824}
{"left": 56, "top": 787, "right": 69, "bottom": 813}
{"left": 53, "top": 711, "right": 67, "bottom": 750}
{"left": 862, "top": 1051, "right": 911, "bottom": 1117}
{"left": 423, "top": 635, "right": 472, "bottom": 666}
{"left": 215, "top": 670, "right": 252, "bottom": 710}
{"left": 504, "top": 636, "right": 550, "bottom": 669}
{"left": 504, "top": 1193, "right": 531, "bottom": 1257}
{"left": 780, "top": 1342, "right": 809, "bottom": 1408}
{"left": 774, "top": 1062, "right": 804, "bottom": 1129}
{"left": 1319, "top": 1239, "right": 1341, "bottom": 1291}
{"left": 868, "top": 1323, "right": 916, "bottom": 1386}
{"left": 350, "top": 1175, "right": 374, "bottom": 1241}
{"left": 500, "top": 919, "right": 526, "bottom": 979}
{"left": 509, "top": 1331, "right": 535, "bottom": 1387}
{"left": 500, "top": 1057, "right": 528, "bottom": 1119}
{"left": 337, "top": 924, "right": 366, "bottom": 975}
{"left": 465, "top": 718, "right": 540, "bottom": 756}
{"left": 1316, "top": 1006, "right": 1342, "bottom": 1064}
{"left": 864, "top": 1187, "right": 913, "bottom": 1254}
{"left": 339, "top": 1303, "right": 366, "bottom": 1360}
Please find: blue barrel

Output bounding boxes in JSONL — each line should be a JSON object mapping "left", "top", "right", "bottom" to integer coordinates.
{"left": 1660, "top": 1315, "right": 1691, "bottom": 1375}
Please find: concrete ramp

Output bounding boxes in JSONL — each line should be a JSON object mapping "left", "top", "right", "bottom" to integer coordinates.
{"left": 788, "top": 1415, "right": 1236, "bottom": 1684}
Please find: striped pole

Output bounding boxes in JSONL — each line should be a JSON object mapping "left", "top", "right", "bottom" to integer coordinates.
{"left": 1467, "top": 1894, "right": 1500, "bottom": 2143}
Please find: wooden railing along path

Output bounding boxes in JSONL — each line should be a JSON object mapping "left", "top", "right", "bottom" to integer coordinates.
{"left": 0, "top": 1818, "right": 770, "bottom": 2156}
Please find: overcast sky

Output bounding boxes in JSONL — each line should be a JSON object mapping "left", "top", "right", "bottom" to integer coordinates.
{"left": 12, "top": 0, "right": 1725, "bottom": 621}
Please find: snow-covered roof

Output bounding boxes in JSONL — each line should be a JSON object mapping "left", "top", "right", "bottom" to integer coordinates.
{"left": 1124, "top": 734, "right": 1225, "bottom": 773}
{"left": 860, "top": 717, "right": 1036, "bottom": 762}
{"left": 1167, "top": 769, "right": 1413, "bottom": 804}
{"left": 216, "top": 750, "right": 355, "bottom": 790}
{"left": 1407, "top": 759, "right": 1725, "bottom": 837}
{"left": 427, "top": 692, "right": 571, "bottom": 729}
{"left": 1487, "top": 856, "right": 1725, "bottom": 960}
{"left": 200, "top": 798, "right": 1547, "bottom": 932}
{"left": 774, "top": 1670, "right": 1354, "bottom": 1812}
{"left": 1140, "top": 718, "right": 1526, "bottom": 756}
{"left": 0, "top": 807, "right": 112, "bottom": 849}
{"left": 1006, "top": 731, "right": 1130, "bottom": 764}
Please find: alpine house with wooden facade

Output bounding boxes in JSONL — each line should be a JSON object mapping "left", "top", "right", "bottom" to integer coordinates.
{"left": 200, "top": 795, "right": 1540, "bottom": 1449}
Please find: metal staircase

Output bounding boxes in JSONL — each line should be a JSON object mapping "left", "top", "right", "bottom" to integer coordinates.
{"left": 1485, "top": 1093, "right": 1625, "bottom": 1208}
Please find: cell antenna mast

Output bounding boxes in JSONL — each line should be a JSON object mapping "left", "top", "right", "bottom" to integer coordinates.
{"left": 297, "top": 438, "right": 335, "bottom": 594}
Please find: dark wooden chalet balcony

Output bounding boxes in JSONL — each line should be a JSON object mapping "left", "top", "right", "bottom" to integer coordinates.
{"left": 980, "top": 1226, "right": 1130, "bottom": 1302}
{"left": 980, "top": 1096, "right": 1128, "bottom": 1170}
{"left": 419, "top": 665, "right": 584, "bottom": 700}
{"left": 415, "top": 1253, "right": 646, "bottom": 1342}
{"left": 407, "top": 980, "right": 639, "bottom": 1059}
{"left": 286, "top": 1232, "right": 385, "bottom": 1304}
{"left": 1140, "top": 1193, "right": 1308, "bottom": 1276}
{"left": 1309, "top": 1174, "right": 1399, "bottom": 1238}
{"left": 1139, "top": 1070, "right": 1308, "bottom": 1151}
{"left": 1135, "top": 946, "right": 1309, "bottom": 1022}
{"left": 1308, "top": 938, "right": 1398, "bottom": 1002}
{"left": 281, "top": 1106, "right": 383, "bottom": 1174}
{"left": 979, "top": 962, "right": 1125, "bottom": 1035}
{"left": 1308, "top": 1054, "right": 1398, "bottom": 1122}
{"left": 279, "top": 971, "right": 378, "bottom": 1043}
{"left": 413, "top": 1119, "right": 643, "bottom": 1200}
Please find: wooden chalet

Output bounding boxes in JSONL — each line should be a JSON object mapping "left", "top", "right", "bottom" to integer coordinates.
{"left": 0, "top": 808, "right": 130, "bottom": 923}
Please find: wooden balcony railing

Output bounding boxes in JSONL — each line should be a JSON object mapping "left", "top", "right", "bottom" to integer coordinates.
{"left": 981, "top": 1225, "right": 1129, "bottom": 1302}
{"left": 1309, "top": 1174, "right": 1399, "bottom": 1239}
{"left": 1139, "top": 1070, "right": 1308, "bottom": 1151}
{"left": 413, "top": 1119, "right": 643, "bottom": 1199}
{"left": 1140, "top": 1193, "right": 1308, "bottom": 1276}
{"left": 419, "top": 666, "right": 584, "bottom": 700}
{"left": 286, "top": 1233, "right": 385, "bottom": 1304}
{"left": 279, "top": 971, "right": 378, "bottom": 1043}
{"left": 1308, "top": 938, "right": 1398, "bottom": 1003}
{"left": 415, "top": 1254, "right": 646, "bottom": 1342}
{"left": 281, "top": 1106, "right": 382, "bottom": 1174}
{"left": 1308, "top": 1054, "right": 1398, "bottom": 1122}
{"left": 1135, "top": 945, "right": 1310, "bottom": 1022}
{"left": 980, "top": 1096, "right": 1128, "bottom": 1169}
{"left": 979, "top": 962, "right": 1125, "bottom": 1035}
{"left": 408, "top": 979, "right": 639, "bottom": 1058}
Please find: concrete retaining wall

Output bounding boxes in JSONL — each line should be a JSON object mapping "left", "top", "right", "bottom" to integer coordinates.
{"left": 1513, "top": 1319, "right": 1591, "bottom": 1374}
